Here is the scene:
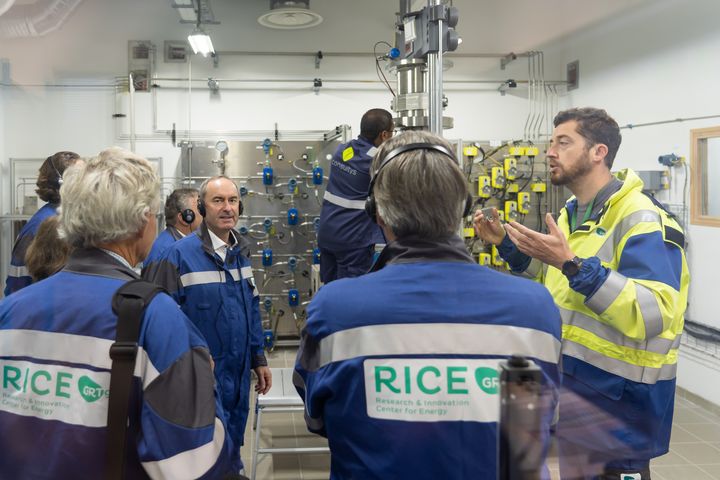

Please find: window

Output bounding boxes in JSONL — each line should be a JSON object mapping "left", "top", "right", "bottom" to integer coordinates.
{"left": 691, "top": 126, "right": 720, "bottom": 227}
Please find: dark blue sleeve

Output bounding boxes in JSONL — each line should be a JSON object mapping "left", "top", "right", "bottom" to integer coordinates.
{"left": 568, "top": 256, "right": 610, "bottom": 297}
{"left": 497, "top": 235, "right": 532, "bottom": 273}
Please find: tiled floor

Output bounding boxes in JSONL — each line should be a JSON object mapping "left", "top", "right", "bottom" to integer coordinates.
{"left": 242, "top": 348, "right": 720, "bottom": 480}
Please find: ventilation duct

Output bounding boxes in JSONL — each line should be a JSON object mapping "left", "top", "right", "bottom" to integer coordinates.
{"left": 258, "top": 0, "right": 322, "bottom": 30}
{"left": 0, "top": 0, "right": 83, "bottom": 38}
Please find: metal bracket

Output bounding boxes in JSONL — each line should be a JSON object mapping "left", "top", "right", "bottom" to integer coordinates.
{"left": 315, "top": 51, "right": 323, "bottom": 69}
{"left": 500, "top": 52, "right": 517, "bottom": 70}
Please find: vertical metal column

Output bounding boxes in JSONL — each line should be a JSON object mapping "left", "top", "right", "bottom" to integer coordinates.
{"left": 427, "top": 0, "right": 443, "bottom": 136}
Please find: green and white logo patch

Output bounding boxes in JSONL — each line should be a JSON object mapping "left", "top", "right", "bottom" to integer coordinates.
{"left": 364, "top": 358, "right": 501, "bottom": 423}
{"left": 1, "top": 359, "right": 110, "bottom": 427}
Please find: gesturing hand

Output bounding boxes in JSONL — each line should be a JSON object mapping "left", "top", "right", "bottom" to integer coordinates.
{"left": 504, "top": 212, "right": 575, "bottom": 270}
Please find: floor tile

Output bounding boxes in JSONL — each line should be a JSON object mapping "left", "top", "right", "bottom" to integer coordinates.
{"left": 681, "top": 423, "right": 720, "bottom": 443}
{"left": 670, "top": 424, "right": 704, "bottom": 444}
{"left": 652, "top": 465, "right": 716, "bottom": 480}
{"left": 671, "top": 442, "right": 720, "bottom": 465}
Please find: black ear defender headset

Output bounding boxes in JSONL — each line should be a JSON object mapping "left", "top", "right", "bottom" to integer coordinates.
{"left": 181, "top": 208, "right": 196, "bottom": 225}
{"left": 365, "top": 142, "right": 474, "bottom": 223}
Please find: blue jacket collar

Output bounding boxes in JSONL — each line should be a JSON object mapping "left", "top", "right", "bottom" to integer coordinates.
{"left": 370, "top": 234, "right": 473, "bottom": 272}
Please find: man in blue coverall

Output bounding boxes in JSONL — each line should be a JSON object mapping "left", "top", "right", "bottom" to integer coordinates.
{"left": 143, "top": 187, "right": 201, "bottom": 268}
{"left": 317, "top": 108, "right": 392, "bottom": 283}
{"left": 4, "top": 151, "right": 79, "bottom": 296}
{"left": 144, "top": 176, "right": 272, "bottom": 475}
{"left": 295, "top": 131, "right": 562, "bottom": 479}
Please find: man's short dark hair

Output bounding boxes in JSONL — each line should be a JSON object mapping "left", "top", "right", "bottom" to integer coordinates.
{"left": 360, "top": 109, "right": 393, "bottom": 142}
{"left": 165, "top": 188, "right": 198, "bottom": 226}
{"left": 36, "top": 151, "right": 80, "bottom": 203}
{"left": 553, "top": 107, "right": 622, "bottom": 169}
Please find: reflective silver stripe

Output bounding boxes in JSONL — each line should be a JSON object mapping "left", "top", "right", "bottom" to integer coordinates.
{"left": 596, "top": 210, "right": 661, "bottom": 263}
{"left": 636, "top": 283, "right": 665, "bottom": 338}
{"left": 240, "top": 266, "right": 253, "bottom": 279}
{"left": 228, "top": 269, "right": 240, "bottom": 281}
{"left": 305, "top": 323, "right": 561, "bottom": 372}
{"left": 292, "top": 370, "right": 325, "bottom": 431}
{"left": 323, "top": 190, "right": 366, "bottom": 210}
{"left": 0, "top": 329, "right": 160, "bottom": 389}
{"left": 520, "top": 258, "right": 543, "bottom": 279}
{"left": 142, "top": 417, "right": 227, "bottom": 480}
{"left": 562, "top": 339, "right": 677, "bottom": 384}
{"left": 366, "top": 146, "right": 378, "bottom": 157}
{"left": 7, "top": 265, "right": 29, "bottom": 277}
{"left": 180, "top": 271, "right": 225, "bottom": 287}
{"left": 559, "top": 308, "right": 680, "bottom": 354}
{"left": 585, "top": 270, "right": 627, "bottom": 315}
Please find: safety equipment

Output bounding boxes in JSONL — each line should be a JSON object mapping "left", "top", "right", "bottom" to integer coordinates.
{"left": 364, "top": 142, "right": 473, "bottom": 223}
{"left": 50, "top": 154, "right": 64, "bottom": 186}
{"left": 181, "top": 208, "right": 195, "bottom": 225}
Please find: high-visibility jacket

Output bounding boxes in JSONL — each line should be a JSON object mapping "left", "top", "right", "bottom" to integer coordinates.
{"left": 144, "top": 225, "right": 184, "bottom": 267}
{"left": 0, "top": 248, "right": 234, "bottom": 479}
{"left": 3, "top": 203, "right": 57, "bottom": 296}
{"left": 317, "top": 136, "right": 385, "bottom": 251}
{"left": 500, "top": 168, "right": 689, "bottom": 460}
{"left": 295, "top": 235, "right": 562, "bottom": 479}
{"left": 142, "top": 222, "right": 265, "bottom": 472}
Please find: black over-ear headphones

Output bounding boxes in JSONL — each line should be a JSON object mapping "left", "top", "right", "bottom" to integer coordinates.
{"left": 197, "top": 197, "right": 243, "bottom": 218}
{"left": 181, "top": 208, "right": 196, "bottom": 225}
{"left": 365, "top": 142, "right": 473, "bottom": 223}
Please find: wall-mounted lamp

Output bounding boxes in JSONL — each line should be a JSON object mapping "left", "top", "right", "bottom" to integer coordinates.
{"left": 188, "top": 25, "right": 214, "bottom": 57}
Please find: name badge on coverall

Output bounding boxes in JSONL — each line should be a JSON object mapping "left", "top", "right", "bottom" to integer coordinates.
{"left": 364, "top": 358, "right": 501, "bottom": 422}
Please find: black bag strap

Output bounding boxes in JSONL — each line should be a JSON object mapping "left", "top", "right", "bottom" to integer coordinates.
{"left": 106, "top": 279, "right": 166, "bottom": 480}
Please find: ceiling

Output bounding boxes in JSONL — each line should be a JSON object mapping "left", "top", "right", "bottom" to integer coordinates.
{"left": 0, "top": 0, "right": 653, "bottom": 54}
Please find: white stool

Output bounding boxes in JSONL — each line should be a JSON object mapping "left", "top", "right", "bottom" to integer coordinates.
{"left": 250, "top": 367, "right": 330, "bottom": 480}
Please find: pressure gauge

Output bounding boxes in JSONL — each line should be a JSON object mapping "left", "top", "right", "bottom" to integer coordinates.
{"left": 215, "top": 140, "right": 229, "bottom": 154}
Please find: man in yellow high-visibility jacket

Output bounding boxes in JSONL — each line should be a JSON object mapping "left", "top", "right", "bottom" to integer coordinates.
{"left": 474, "top": 107, "right": 689, "bottom": 480}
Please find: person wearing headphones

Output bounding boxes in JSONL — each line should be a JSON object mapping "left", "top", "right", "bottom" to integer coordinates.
{"left": 294, "top": 131, "right": 562, "bottom": 479}
{"left": 4, "top": 151, "right": 80, "bottom": 296}
{"left": 143, "top": 176, "right": 271, "bottom": 478}
{"left": 142, "top": 188, "right": 201, "bottom": 270}
{"left": 317, "top": 108, "right": 393, "bottom": 283}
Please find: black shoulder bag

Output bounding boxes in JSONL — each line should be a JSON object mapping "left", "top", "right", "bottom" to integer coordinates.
{"left": 106, "top": 279, "right": 166, "bottom": 480}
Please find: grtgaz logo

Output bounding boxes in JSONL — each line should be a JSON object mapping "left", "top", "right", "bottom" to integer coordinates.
{"left": 475, "top": 367, "right": 499, "bottom": 394}
{"left": 78, "top": 376, "right": 109, "bottom": 403}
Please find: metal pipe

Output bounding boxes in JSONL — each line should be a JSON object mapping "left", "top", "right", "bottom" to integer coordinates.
{"left": 620, "top": 114, "right": 720, "bottom": 130}
{"left": 428, "top": 0, "right": 443, "bottom": 135}
{"left": 129, "top": 73, "right": 136, "bottom": 153}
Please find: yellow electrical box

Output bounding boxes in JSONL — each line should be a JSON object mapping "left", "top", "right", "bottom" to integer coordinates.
{"left": 491, "top": 167, "right": 505, "bottom": 189}
{"left": 505, "top": 201, "right": 518, "bottom": 221}
{"left": 491, "top": 245, "right": 505, "bottom": 267}
{"left": 518, "top": 192, "right": 531, "bottom": 214}
{"left": 504, "top": 157, "right": 517, "bottom": 180}
{"left": 506, "top": 183, "right": 519, "bottom": 193}
{"left": 531, "top": 182, "right": 547, "bottom": 193}
{"left": 478, "top": 176, "right": 491, "bottom": 198}
{"left": 478, "top": 253, "right": 491, "bottom": 266}
{"left": 508, "top": 146, "right": 525, "bottom": 157}
{"left": 463, "top": 146, "right": 479, "bottom": 157}
{"left": 526, "top": 146, "right": 540, "bottom": 157}
{"left": 497, "top": 210, "right": 505, "bottom": 222}
{"left": 463, "top": 227, "right": 475, "bottom": 238}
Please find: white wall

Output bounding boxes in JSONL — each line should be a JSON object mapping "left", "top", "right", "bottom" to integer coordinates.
{"left": 540, "top": 0, "right": 720, "bottom": 404}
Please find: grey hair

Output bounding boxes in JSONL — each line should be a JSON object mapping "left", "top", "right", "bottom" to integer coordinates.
{"left": 58, "top": 147, "right": 161, "bottom": 248}
{"left": 198, "top": 175, "right": 239, "bottom": 202}
{"left": 371, "top": 131, "right": 469, "bottom": 239}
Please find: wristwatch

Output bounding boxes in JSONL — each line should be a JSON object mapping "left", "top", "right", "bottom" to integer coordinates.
{"left": 561, "top": 256, "right": 583, "bottom": 278}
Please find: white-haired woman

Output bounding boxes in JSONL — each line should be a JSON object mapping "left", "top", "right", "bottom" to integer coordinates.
{"left": 0, "top": 147, "right": 236, "bottom": 479}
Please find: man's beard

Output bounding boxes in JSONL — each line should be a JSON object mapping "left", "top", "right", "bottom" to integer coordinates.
{"left": 550, "top": 151, "right": 593, "bottom": 186}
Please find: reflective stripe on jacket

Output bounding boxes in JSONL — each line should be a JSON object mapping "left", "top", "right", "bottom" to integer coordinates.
{"left": 317, "top": 136, "right": 385, "bottom": 250}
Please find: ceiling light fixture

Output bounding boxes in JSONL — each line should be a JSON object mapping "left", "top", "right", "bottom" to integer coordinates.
{"left": 258, "top": 0, "right": 323, "bottom": 30}
{"left": 188, "top": 24, "right": 214, "bottom": 57}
